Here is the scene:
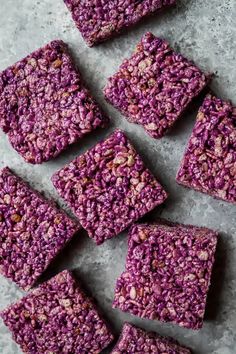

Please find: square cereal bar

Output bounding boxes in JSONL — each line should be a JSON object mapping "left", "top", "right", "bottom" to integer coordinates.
{"left": 0, "top": 40, "right": 108, "bottom": 164}
{"left": 104, "top": 32, "right": 209, "bottom": 139}
{"left": 0, "top": 167, "right": 79, "bottom": 290}
{"left": 1, "top": 270, "right": 114, "bottom": 354}
{"left": 176, "top": 93, "right": 236, "bottom": 203}
{"left": 52, "top": 130, "right": 167, "bottom": 245}
{"left": 111, "top": 323, "right": 191, "bottom": 353}
{"left": 113, "top": 221, "right": 218, "bottom": 329}
{"left": 63, "top": 1, "right": 176, "bottom": 47}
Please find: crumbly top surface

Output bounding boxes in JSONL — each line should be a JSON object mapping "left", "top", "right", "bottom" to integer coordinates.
{"left": 111, "top": 323, "right": 191, "bottom": 353}
{"left": 52, "top": 130, "right": 167, "bottom": 244}
{"left": 104, "top": 32, "right": 208, "bottom": 138}
{"left": 64, "top": 1, "right": 176, "bottom": 46}
{"left": 0, "top": 40, "right": 108, "bottom": 164}
{"left": 1, "top": 270, "right": 114, "bottom": 353}
{"left": 113, "top": 221, "right": 218, "bottom": 329}
{"left": 0, "top": 167, "right": 79, "bottom": 290}
{"left": 177, "top": 93, "right": 236, "bottom": 203}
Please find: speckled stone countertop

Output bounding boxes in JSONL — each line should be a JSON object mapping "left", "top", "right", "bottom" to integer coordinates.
{"left": 0, "top": 1, "right": 236, "bottom": 353}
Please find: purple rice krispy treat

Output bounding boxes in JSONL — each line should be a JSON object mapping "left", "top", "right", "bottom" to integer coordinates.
{"left": 111, "top": 323, "right": 191, "bottom": 353}
{"left": 113, "top": 221, "right": 218, "bottom": 329}
{"left": 52, "top": 129, "right": 168, "bottom": 245}
{"left": 104, "top": 32, "right": 209, "bottom": 139}
{"left": 176, "top": 93, "right": 236, "bottom": 203}
{"left": 0, "top": 167, "right": 80, "bottom": 290}
{"left": 63, "top": 1, "right": 176, "bottom": 47}
{"left": 1, "top": 270, "right": 114, "bottom": 353}
{"left": 0, "top": 40, "right": 108, "bottom": 164}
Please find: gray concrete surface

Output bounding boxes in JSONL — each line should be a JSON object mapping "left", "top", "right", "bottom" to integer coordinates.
{"left": 0, "top": 0, "right": 236, "bottom": 353}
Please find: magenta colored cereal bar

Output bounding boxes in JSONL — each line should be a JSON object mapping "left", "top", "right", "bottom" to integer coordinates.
{"left": 0, "top": 40, "right": 108, "bottom": 164}
{"left": 52, "top": 130, "right": 168, "bottom": 245}
{"left": 63, "top": 1, "right": 176, "bottom": 47}
{"left": 176, "top": 93, "right": 236, "bottom": 203}
{"left": 1, "top": 270, "right": 114, "bottom": 353}
{"left": 0, "top": 167, "right": 80, "bottom": 290}
{"left": 113, "top": 221, "right": 218, "bottom": 329}
{"left": 111, "top": 323, "right": 191, "bottom": 353}
{"left": 104, "top": 32, "right": 209, "bottom": 139}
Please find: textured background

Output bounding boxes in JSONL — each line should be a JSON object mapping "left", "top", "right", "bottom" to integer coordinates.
{"left": 0, "top": 0, "right": 236, "bottom": 353}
